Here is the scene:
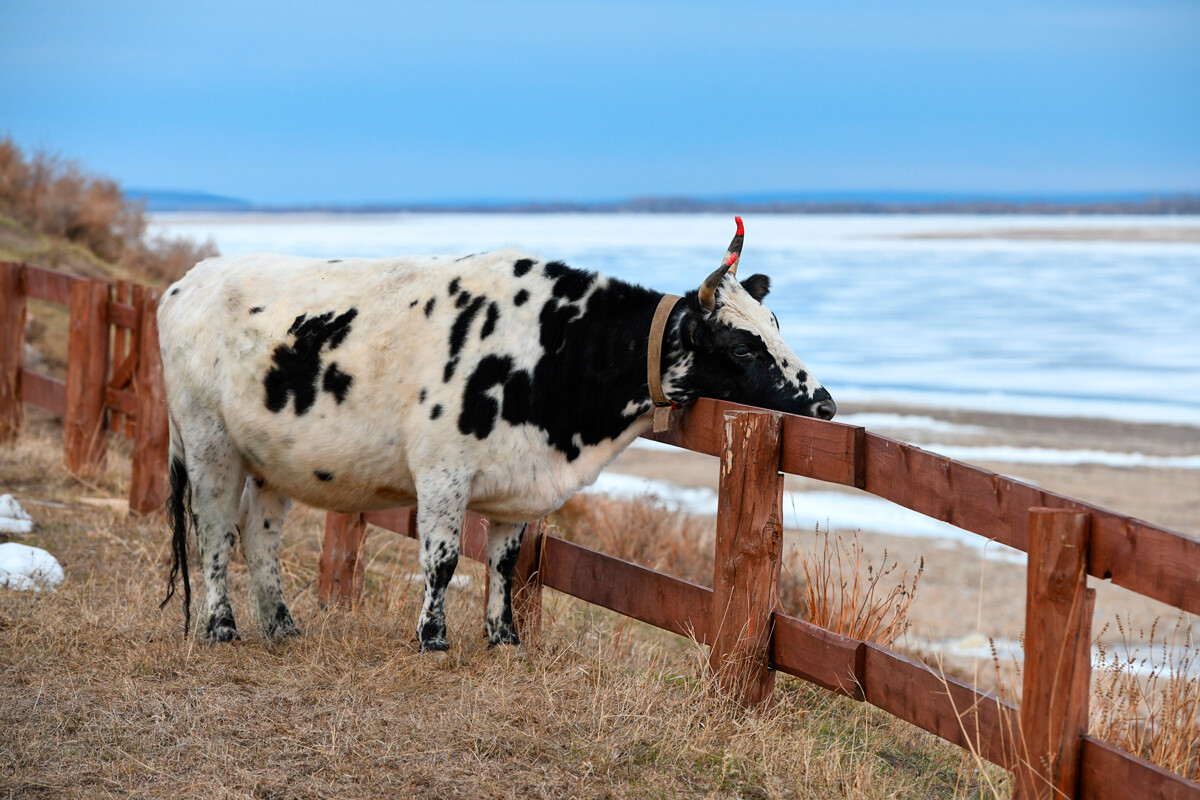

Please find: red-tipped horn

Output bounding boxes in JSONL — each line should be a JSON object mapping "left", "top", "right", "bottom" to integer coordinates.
{"left": 698, "top": 217, "right": 744, "bottom": 311}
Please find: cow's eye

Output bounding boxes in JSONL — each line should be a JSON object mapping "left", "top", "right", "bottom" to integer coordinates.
{"left": 731, "top": 344, "right": 753, "bottom": 359}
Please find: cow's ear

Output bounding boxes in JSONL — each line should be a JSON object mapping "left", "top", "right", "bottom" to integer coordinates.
{"left": 741, "top": 274, "right": 770, "bottom": 303}
{"left": 683, "top": 314, "right": 712, "bottom": 350}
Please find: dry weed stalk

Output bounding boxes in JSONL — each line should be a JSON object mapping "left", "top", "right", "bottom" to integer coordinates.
{"left": 1090, "top": 614, "right": 1200, "bottom": 781}
{"left": 794, "top": 528, "right": 923, "bottom": 647}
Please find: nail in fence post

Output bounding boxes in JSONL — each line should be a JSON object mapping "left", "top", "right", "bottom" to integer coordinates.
{"left": 320, "top": 511, "right": 369, "bottom": 606}
{"left": 129, "top": 289, "right": 169, "bottom": 513}
{"left": 64, "top": 278, "right": 110, "bottom": 475}
{"left": 0, "top": 263, "right": 25, "bottom": 441}
{"left": 710, "top": 409, "right": 785, "bottom": 707}
{"left": 1017, "top": 508, "right": 1094, "bottom": 800}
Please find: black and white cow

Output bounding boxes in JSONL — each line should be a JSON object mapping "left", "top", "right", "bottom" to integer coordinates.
{"left": 159, "top": 220, "right": 835, "bottom": 651}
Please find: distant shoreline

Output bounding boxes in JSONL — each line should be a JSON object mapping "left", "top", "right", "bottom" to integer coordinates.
{"left": 901, "top": 226, "right": 1200, "bottom": 243}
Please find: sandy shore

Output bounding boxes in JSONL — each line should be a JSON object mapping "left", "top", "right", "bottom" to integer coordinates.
{"left": 900, "top": 226, "right": 1200, "bottom": 243}
{"left": 604, "top": 401, "right": 1200, "bottom": 680}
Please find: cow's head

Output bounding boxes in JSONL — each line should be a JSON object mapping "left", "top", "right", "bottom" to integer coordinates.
{"left": 674, "top": 219, "right": 836, "bottom": 420}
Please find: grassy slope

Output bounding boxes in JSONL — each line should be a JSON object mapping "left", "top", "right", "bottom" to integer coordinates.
{"left": 0, "top": 420, "right": 1004, "bottom": 799}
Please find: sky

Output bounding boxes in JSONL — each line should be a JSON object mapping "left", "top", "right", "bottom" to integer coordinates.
{"left": 2, "top": 1, "right": 1198, "bottom": 205}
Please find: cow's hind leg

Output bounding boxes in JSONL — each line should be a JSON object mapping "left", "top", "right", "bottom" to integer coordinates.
{"left": 485, "top": 521, "right": 525, "bottom": 647}
{"left": 182, "top": 418, "right": 246, "bottom": 643}
{"left": 238, "top": 478, "right": 299, "bottom": 640}
{"left": 415, "top": 475, "right": 469, "bottom": 652}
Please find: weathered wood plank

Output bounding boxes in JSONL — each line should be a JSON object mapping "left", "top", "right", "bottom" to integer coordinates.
{"left": 1079, "top": 736, "right": 1200, "bottom": 800}
{"left": 1017, "top": 509, "right": 1093, "bottom": 800}
{"left": 105, "top": 300, "right": 138, "bottom": 330}
{"left": 541, "top": 535, "right": 713, "bottom": 644}
{"left": 0, "top": 263, "right": 24, "bottom": 439}
{"left": 64, "top": 279, "right": 110, "bottom": 475}
{"left": 861, "top": 643, "right": 1019, "bottom": 769}
{"left": 319, "top": 511, "right": 369, "bottom": 606}
{"left": 129, "top": 290, "right": 169, "bottom": 513}
{"left": 20, "top": 370, "right": 66, "bottom": 416}
{"left": 770, "top": 613, "right": 864, "bottom": 699}
{"left": 21, "top": 263, "right": 76, "bottom": 305}
{"left": 710, "top": 410, "right": 785, "bottom": 706}
{"left": 512, "top": 518, "right": 545, "bottom": 642}
{"left": 110, "top": 280, "right": 130, "bottom": 432}
{"left": 104, "top": 386, "right": 138, "bottom": 417}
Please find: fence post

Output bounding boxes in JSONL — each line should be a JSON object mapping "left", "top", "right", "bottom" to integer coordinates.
{"left": 129, "top": 289, "right": 169, "bottom": 513}
{"left": 512, "top": 517, "right": 545, "bottom": 643}
{"left": 320, "top": 511, "right": 369, "bottom": 606}
{"left": 1017, "top": 508, "right": 1094, "bottom": 800}
{"left": 709, "top": 409, "right": 785, "bottom": 707}
{"left": 64, "top": 278, "right": 110, "bottom": 475}
{"left": 0, "top": 262, "right": 24, "bottom": 441}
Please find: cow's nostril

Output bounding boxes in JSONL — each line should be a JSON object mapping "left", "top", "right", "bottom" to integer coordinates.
{"left": 815, "top": 399, "right": 837, "bottom": 420}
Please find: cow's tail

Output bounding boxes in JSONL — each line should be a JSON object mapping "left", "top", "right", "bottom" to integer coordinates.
{"left": 160, "top": 422, "right": 193, "bottom": 638}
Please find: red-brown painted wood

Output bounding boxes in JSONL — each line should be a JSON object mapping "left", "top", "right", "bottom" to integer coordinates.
{"left": 861, "top": 643, "right": 1020, "bottom": 770}
{"left": 129, "top": 290, "right": 169, "bottom": 514}
{"left": 540, "top": 534, "right": 713, "bottom": 644}
{"left": 63, "top": 278, "right": 110, "bottom": 475}
{"left": 1078, "top": 736, "right": 1200, "bottom": 800}
{"left": 0, "top": 262, "right": 24, "bottom": 440}
{"left": 710, "top": 409, "right": 786, "bottom": 707}
{"left": 21, "top": 263, "right": 76, "bottom": 305}
{"left": 319, "top": 511, "right": 369, "bottom": 606}
{"left": 110, "top": 280, "right": 130, "bottom": 432}
{"left": 1017, "top": 509, "right": 1094, "bottom": 800}
{"left": 512, "top": 517, "right": 545, "bottom": 642}
{"left": 770, "top": 612, "right": 864, "bottom": 699}
{"left": 20, "top": 370, "right": 66, "bottom": 416}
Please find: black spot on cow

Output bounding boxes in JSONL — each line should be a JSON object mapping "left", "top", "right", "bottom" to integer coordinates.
{"left": 430, "top": 404, "right": 443, "bottom": 420}
{"left": 314, "top": 470, "right": 334, "bottom": 482}
{"left": 449, "top": 277, "right": 461, "bottom": 295}
{"left": 459, "top": 355, "right": 512, "bottom": 439}
{"left": 322, "top": 362, "right": 353, "bottom": 403}
{"left": 328, "top": 259, "right": 342, "bottom": 263}
{"left": 249, "top": 306, "right": 264, "bottom": 315}
{"left": 455, "top": 291, "right": 472, "bottom": 309}
{"left": 424, "top": 297, "right": 436, "bottom": 317}
{"left": 408, "top": 299, "right": 419, "bottom": 309}
{"left": 443, "top": 358, "right": 458, "bottom": 383}
{"left": 170, "top": 288, "right": 180, "bottom": 296}
{"left": 513, "top": 258, "right": 535, "bottom": 277}
{"left": 450, "top": 295, "right": 486, "bottom": 359}
{"left": 263, "top": 308, "right": 358, "bottom": 415}
{"left": 545, "top": 260, "right": 591, "bottom": 301}
{"left": 419, "top": 388, "right": 427, "bottom": 404}
{"left": 481, "top": 302, "right": 499, "bottom": 339}
{"left": 514, "top": 289, "right": 529, "bottom": 306}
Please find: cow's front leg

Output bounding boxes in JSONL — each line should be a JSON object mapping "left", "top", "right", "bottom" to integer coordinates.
{"left": 415, "top": 477, "right": 469, "bottom": 652}
{"left": 485, "top": 521, "right": 525, "bottom": 647}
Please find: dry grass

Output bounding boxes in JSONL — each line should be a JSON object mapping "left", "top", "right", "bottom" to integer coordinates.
{"left": 1090, "top": 615, "right": 1200, "bottom": 781}
{"left": 795, "top": 531, "right": 923, "bottom": 647}
{"left": 0, "top": 137, "right": 216, "bottom": 286}
{"left": 1, "top": 423, "right": 1001, "bottom": 799}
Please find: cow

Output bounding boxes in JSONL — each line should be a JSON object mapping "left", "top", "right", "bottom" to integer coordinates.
{"left": 158, "top": 218, "right": 836, "bottom": 652}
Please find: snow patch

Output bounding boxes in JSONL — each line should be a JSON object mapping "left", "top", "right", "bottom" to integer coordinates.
{"left": 0, "top": 542, "right": 64, "bottom": 591}
{"left": 0, "top": 494, "right": 33, "bottom": 534}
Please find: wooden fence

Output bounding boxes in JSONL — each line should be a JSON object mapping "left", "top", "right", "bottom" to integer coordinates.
{"left": 0, "top": 262, "right": 168, "bottom": 512}
{"left": 3, "top": 263, "right": 1197, "bottom": 798}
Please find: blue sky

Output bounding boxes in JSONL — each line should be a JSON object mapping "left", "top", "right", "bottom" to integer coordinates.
{"left": 2, "top": 1, "right": 1198, "bottom": 204}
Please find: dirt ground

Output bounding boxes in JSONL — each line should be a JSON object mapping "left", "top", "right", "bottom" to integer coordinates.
{"left": 605, "top": 401, "right": 1200, "bottom": 680}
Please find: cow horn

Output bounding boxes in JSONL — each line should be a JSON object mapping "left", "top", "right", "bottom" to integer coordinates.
{"left": 697, "top": 216, "right": 744, "bottom": 312}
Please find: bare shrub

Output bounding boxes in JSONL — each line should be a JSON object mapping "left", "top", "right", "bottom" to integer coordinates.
{"left": 0, "top": 135, "right": 214, "bottom": 284}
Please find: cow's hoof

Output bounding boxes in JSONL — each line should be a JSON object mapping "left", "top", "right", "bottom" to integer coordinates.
{"left": 204, "top": 614, "right": 238, "bottom": 642}
{"left": 420, "top": 637, "right": 450, "bottom": 653}
{"left": 487, "top": 628, "right": 521, "bottom": 648}
{"left": 266, "top": 606, "right": 301, "bottom": 640}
